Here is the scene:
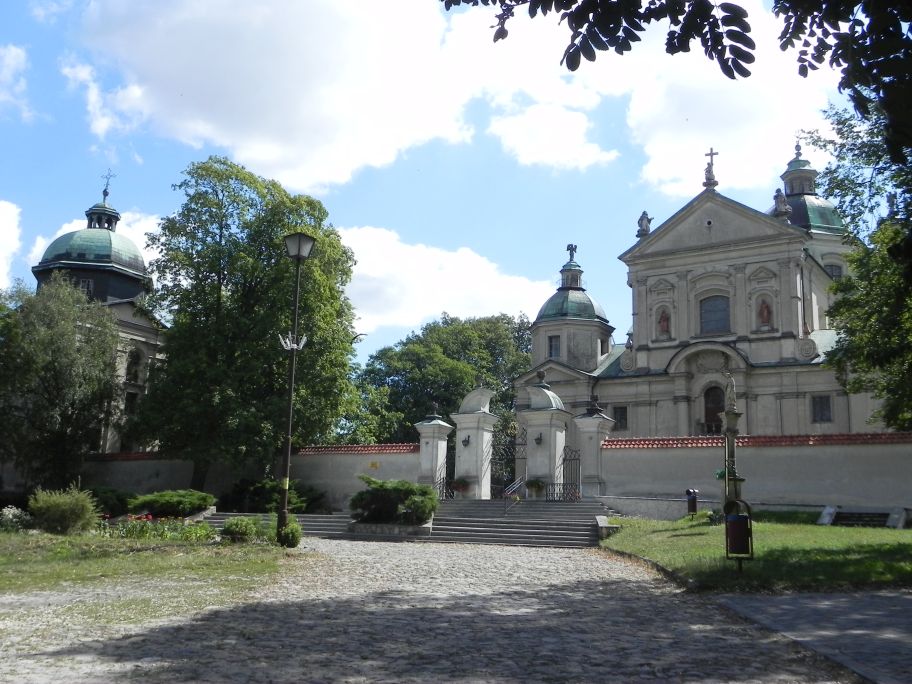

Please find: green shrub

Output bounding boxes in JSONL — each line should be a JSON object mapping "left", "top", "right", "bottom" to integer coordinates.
{"left": 349, "top": 475, "right": 438, "bottom": 525}
{"left": 98, "top": 517, "right": 217, "bottom": 542}
{"left": 90, "top": 486, "right": 134, "bottom": 518}
{"left": 277, "top": 519, "right": 302, "bottom": 548}
{"left": 0, "top": 505, "right": 32, "bottom": 532}
{"left": 222, "top": 516, "right": 259, "bottom": 543}
{"left": 28, "top": 486, "right": 99, "bottom": 535}
{"left": 218, "top": 478, "right": 328, "bottom": 513}
{"left": 128, "top": 489, "right": 215, "bottom": 518}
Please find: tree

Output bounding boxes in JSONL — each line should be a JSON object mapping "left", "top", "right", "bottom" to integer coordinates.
{"left": 805, "top": 105, "right": 912, "bottom": 429}
{"left": 0, "top": 274, "right": 121, "bottom": 488}
{"left": 826, "top": 221, "right": 912, "bottom": 430}
{"left": 357, "top": 313, "right": 532, "bottom": 442}
{"left": 134, "top": 157, "right": 357, "bottom": 488}
{"left": 442, "top": 1, "right": 912, "bottom": 161}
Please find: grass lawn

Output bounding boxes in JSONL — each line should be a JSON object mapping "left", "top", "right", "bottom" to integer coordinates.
{"left": 0, "top": 531, "right": 286, "bottom": 611}
{"left": 601, "top": 511, "right": 912, "bottom": 592}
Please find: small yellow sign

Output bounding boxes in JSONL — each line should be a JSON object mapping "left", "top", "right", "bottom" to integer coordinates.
{"left": 369, "top": 461, "right": 380, "bottom": 470}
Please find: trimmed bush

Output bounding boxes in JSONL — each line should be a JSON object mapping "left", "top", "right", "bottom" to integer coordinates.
{"left": 90, "top": 486, "right": 134, "bottom": 518}
{"left": 277, "top": 519, "right": 302, "bottom": 548}
{"left": 28, "top": 486, "right": 99, "bottom": 535}
{"left": 222, "top": 516, "right": 259, "bottom": 543}
{"left": 349, "top": 475, "right": 438, "bottom": 525}
{"left": 128, "top": 489, "right": 215, "bottom": 518}
{"left": 218, "top": 478, "right": 328, "bottom": 514}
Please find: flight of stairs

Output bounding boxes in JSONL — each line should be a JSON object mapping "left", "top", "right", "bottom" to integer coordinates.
{"left": 202, "top": 499, "right": 615, "bottom": 548}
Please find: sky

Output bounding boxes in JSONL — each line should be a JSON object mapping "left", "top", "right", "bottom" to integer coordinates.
{"left": 0, "top": 1, "right": 843, "bottom": 363}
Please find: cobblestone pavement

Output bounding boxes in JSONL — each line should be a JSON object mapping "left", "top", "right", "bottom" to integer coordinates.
{"left": 720, "top": 591, "right": 912, "bottom": 684}
{"left": 1, "top": 539, "right": 864, "bottom": 683}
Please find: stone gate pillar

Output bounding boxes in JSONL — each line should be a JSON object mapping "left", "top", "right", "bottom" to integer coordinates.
{"left": 519, "top": 382, "right": 571, "bottom": 486}
{"left": 414, "top": 411, "right": 453, "bottom": 488}
{"left": 572, "top": 396, "right": 614, "bottom": 497}
{"left": 450, "top": 388, "right": 498, "bottom": 499}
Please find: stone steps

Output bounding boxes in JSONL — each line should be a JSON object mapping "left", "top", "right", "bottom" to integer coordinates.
{"left": 202, "top": 499, "right": 614, "bottom": 547}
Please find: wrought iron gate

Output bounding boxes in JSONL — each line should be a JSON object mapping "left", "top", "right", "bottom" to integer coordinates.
{"left": 545, "top": 444, "right": 581, "bottom": 502}
{"left": 491, "top": 426, "right": 526, "bottom": 499}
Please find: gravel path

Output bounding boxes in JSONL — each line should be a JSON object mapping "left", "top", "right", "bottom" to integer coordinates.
{"left": 0, "top": 539, "right": 862, "bottom": 683}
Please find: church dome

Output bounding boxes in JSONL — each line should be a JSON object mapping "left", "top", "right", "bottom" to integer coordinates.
{"left": 38, "top": 228, "right": 146, "bottom": 276}
{"left": 771, "top": 143, "right": 845, "bottom": 234}
{"left": 32, "top": 183, "right": 151, "bottom": 302}
{"left": 535, "top": 254, "right": 609, "bottom": 324}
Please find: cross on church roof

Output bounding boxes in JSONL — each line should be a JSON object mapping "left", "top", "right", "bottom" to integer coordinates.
{"left": 703, "top": 147, "right": 719, "bottom": 190}
{"left": 101, "top": 168, "right": 116, "bottom": 203}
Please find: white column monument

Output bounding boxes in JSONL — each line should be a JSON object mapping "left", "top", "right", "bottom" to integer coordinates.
{"left": 450, "top": 387, "right": 498, "bottom": 499}
{"left": 572, "top": 395, "right": 614, "bottom": 497}
{"left": 414, "top": 410, "right": 453, "bottom": 490}
{"left": 519, "top": 374, "right": 571, "bottom": 494}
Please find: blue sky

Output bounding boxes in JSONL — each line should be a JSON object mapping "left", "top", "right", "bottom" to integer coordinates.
{"left": 0, "top": 1, "right": 842, "bottom": 363}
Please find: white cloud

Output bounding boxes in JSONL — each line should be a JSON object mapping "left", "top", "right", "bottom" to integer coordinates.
{"left": 488, "top": 104, "right": 618, "bottom": 169}
{"left": 339, "top": 226, "right": 553, "bottom": 334}
{"left": 30, "top": 1, "right": 73, "bottom": 23}
{"left": 71, "top": 1, "right": 838, "bottom": 195}
{"left": 0, "top": 45, "right": 32, "bottom": 121}
{"left": 0, "top": 201, "right": 23, "bottom": 288}
{"left": 61, "top": 60, "right": 145, "bottom": 138}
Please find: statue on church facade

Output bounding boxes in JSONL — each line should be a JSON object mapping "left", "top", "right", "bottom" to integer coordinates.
{"left": 758, "top": 299, "right": 772, "bottom": 329}
{"left": 657, "top": 307, "right": 670, "bottom": 339}
{"left": 636, "top": 211, "right": 652, "bottom": 238}
{"left": 773, "top": 188, "right": 792, "bottom": 220}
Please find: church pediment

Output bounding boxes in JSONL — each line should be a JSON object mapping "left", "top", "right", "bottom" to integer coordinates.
{"left": 620, "top": 190, "right": 807, "bottom": 264}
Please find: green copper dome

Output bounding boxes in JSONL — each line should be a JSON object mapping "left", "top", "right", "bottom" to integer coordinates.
{"left": 38, "top": 228, "right": 146, "bottom": 276}
{"left": 774, "top": 142, "right": 846, "bottom": 234}
{"left": 535, "top": 256, "right": 609, "bottom": 324}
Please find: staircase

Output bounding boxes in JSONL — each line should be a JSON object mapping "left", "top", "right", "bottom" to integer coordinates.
{"left": 202, "top": 500, "right": 615, "bottom": 547}
{"left": 425, "top": 499, "right": 612, "bottom": 548}
{"left": 203, "top": 511, "right": 351, "bottom": 538}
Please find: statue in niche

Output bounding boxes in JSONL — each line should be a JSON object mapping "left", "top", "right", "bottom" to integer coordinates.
{"left": 657, "top": 308, "right": 671, "bottom": 339}
{"left": 758, "top": 299, "right": 772, "bottom": 330}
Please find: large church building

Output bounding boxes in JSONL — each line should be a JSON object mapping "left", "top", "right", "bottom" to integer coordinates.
{"left": 517, "top": 146, "right": 882, "bottom": 438}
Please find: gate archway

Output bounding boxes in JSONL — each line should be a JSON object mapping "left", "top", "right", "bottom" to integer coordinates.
{"left": 490, "top": 425, "right": 526, "bottom": 499}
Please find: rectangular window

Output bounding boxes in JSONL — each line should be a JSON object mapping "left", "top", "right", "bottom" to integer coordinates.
{"left": 700, "top": 295, "right": 730, "bottom": 334}
{"left": 548, "top": 335, "right": 561, "bottom": 359}
{"left": 78, "top": 278, "right": 94, "bottom": 295}
{"left": 612, "top": 406, "right": 628, "bottom": 431}
{"left": 812, "top": 395, "right": 832, "bottom": 423}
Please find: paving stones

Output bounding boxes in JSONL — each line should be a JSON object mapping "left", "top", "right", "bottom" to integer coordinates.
{"left": 0, "top": 539, "right": 863, "bottom": 683}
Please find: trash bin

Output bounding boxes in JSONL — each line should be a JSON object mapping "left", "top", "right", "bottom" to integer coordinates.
{"left": 723, "top": 499, "right": 753, "bottom": 559}
{"left": 685, "top": 488, "right": 699, "bottom": 516}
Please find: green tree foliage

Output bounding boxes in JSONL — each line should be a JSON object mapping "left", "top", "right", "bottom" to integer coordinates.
{"left": 0, "top": 274, "right": 120, "bottom": 488}
{"left": 134, "top": 157, "right": 357, "bottom": 487}
{"left": 826, "top": 222, "right": 912, "bottom": 430}
{"left": 443, "top": 1, "right": 911, "bottom": 161}
{"left": 355, "top": 313, "right": 531, "bottom": 442}
{"left": 806, "top": 106, "right": 912, "bottom": 430}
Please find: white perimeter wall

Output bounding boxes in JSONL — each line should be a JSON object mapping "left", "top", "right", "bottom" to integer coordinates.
{"left": 602, "top": 439, "right": 912, "bottom": 510}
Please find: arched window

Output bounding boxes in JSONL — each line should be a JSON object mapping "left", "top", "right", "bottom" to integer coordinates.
{"left": 700, "top": 295, "right": 730, "bottom": 334}
{"left": 824, "top": 264, "right": 843, "bottom": 280}
{"left": 704, "top": 386, "right": 725, "bottom": 434}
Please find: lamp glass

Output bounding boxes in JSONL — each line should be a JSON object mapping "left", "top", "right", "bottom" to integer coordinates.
{"left": 284, "top": 232, "right": 316, "bottom": 260}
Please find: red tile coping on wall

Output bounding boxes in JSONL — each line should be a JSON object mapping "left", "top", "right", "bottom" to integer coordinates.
{"left": 297, "top": 444, "right": 419, "bottom": 456}
{"left": 87, "top": 443, "right": 421, "bottom": 462}
{"left": 601, "top": 433, "right": 912, "bottom": 449}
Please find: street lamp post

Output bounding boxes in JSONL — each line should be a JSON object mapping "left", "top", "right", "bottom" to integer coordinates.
{"left": 278, "top": 232, "right": 315, "bottom": 539}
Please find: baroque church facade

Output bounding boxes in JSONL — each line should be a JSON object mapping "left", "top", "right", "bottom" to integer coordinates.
{"left": 516, "top": 146, "right": 882, "bottom": 439}
{"left": 32, "top": 184, "right": 161, "bottom": 453}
